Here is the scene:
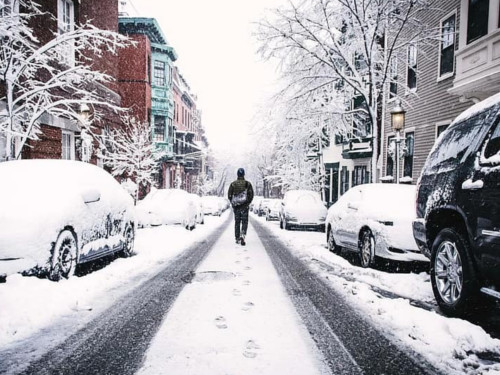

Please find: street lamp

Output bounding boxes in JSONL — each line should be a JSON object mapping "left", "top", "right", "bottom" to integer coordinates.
{"left": 390, "top": 99, "right": 406, "bottom": 184}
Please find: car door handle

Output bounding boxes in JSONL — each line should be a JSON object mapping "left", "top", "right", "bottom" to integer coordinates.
{"left": 461, "top": 179, "right": 484, "bottom": 190}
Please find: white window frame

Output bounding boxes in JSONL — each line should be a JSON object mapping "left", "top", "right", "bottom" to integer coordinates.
{"left": 406, "top": 44, "right": 418, "bottom": 93}
{"left": 57, "top": 0, "right": 75, "bottom": 67}
{"left": 0, "top": 0, "right": 19, "bottom": 17}
{"left": 437, "top": 10, "right": 457, "bottom": 82}
{"left": 435, "top": 120, "right": 452, "bottom": 140}
{"left": 62, "top": 130, "right": 75, "bottom": 160}
{"left": 388, "top": 56, "right": 398, "bottom": 102}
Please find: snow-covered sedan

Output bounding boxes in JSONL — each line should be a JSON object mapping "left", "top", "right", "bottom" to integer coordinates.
{"left": 0, "top": 160, "right": 135, "bottom": 281}
{"left": 279, "top": 190, "right": 327, "bottom": 232}
{"left": 266, "top": 199, "right": 282, "bottom": 221}
{"left": 201, "top": 196, "right": 223, "bottom": 216}
{"left": 136, "top": 189, "right": 197, "bottom": 230}
{"left": 326, "top": 183, "right": 428, "bottom": 268}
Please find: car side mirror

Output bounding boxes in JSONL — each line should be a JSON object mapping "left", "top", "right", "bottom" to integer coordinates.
{"left": 82, "top": 189, "right": 101, "bottom": 204}
{"left": 347, "top": 202, "right": 359, "bottom": 211}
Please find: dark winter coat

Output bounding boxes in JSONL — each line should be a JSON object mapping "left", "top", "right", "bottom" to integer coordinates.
{"left": 228, "top": 177, "right": 254, "bottom": 209}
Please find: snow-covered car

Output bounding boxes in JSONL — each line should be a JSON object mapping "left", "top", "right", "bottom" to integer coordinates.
{"left": 258, "top": 199, "right": 273, "bottom": 216}
{"left": 0, "top": 160, "right": 135, "bottom": 281}
{"left": 190, "top": 193, "right": 205, "bottom": 224}
{"left": 326, "top": 183, "right": 428, "bottom": 268}
{"left": 279, "top": 190, "right": 327, "bottom": 232}
{"left": 136, "top": 189, "right": 197, "bottom": 230}
{"left": 251, "top": 196, "right": 263, "bottom": 214}
{"left": 266, "top": 199, "right": 282, "bottom": 221}
{"left": 201, "top": 196, "right": 223, "bottom": 216}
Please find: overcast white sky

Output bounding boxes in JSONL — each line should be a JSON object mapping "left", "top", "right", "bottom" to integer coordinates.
{"left": 127, "top": 0, "right": 285, "bottom": 154}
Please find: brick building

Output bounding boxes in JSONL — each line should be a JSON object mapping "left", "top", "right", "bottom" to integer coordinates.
{"left": 0, "top": 0, "right": 122, "bottom": 164}
{"left": 118, "top": 17, "right": 177, "bottom": 188}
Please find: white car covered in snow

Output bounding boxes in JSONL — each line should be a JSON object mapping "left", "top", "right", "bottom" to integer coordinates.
{"left": 0, "top": 160, "right": 135, "bottom": 281}
{"left": 326, "top": 183, "right": 428, "bottom": 267}
{"left": 201, "top": 196, "right": 223, "bottom": 216}
{"left": 136, "top": 189, "right": 197, "bottom": 230}
{"left": 279, "top": 190, "right": 327, "bottom": 232}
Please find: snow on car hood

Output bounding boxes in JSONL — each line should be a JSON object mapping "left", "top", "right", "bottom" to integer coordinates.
{"left": 0, "top": 160, "right": 133, "bottom": 270}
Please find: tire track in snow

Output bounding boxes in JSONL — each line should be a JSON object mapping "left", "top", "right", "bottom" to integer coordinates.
{"left": 16, "top": 214, "right": 231, "bottom": 375}
{"left": 252, "top": 218, "right": 440, "bottom": 375}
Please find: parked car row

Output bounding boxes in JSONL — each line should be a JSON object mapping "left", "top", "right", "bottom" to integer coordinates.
{"left": 0, "top": 160, "right": 228, "bottom": 282}
{"left": 255, "top": 94, "right": 500, "bottom": 317}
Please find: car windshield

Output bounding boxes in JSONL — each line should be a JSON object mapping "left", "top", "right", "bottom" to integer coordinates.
{"left": 424, "top": 111, "right": 491, "bottom": 174}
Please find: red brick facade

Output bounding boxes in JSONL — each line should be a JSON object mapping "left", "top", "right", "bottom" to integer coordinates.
{"left": 118, "top": 35, "right": 152, "bottom": 124}
{"left": 16, "top": 0, "right": 123, "bottom": 162}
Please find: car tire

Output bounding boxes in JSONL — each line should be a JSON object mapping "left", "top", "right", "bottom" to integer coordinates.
{"left": 49, "top": 229, "right": 77, "bottom": 281}
{"left": 430, "top": 228, "right": 480, "bottom": 317}
{"left": 358, "top": 230, "right": 374, "bottom": 268}
{"left": 121, "top": 223, "right": 135, "bottom": 258}
{"left": 284, "top": 219, "right": 290, "bottom": 230}
{"left": 327, "top": 229, "right": 341, "bottom": 255}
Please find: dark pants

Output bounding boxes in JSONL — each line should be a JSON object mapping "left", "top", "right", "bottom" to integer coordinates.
{"left": 234, "top": 206, "right": 249, "bottom": 240}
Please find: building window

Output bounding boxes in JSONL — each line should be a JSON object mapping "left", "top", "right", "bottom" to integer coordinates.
{"left": 467, "top": 0, "right": 489, "bottom": 44}
{"left": 403, "top": 132, "right": 414, "bottom": 178}
{"left": 154, "top": 116, "right": 166, "bottom": 142}
{"left": 0, "top": 0, "right": 19, "bottom": 16}
{"left": 0, "top": 133, "right": 6, "bottom": 161}
{"left": 386, "top": 136, "right": 395, "bottom": 178}
{"left": 389, "top": 57, "right": 398, "bottom": 98}
{"left": 340, "top": 166, "right": 349, "bottom": 195}
{"left": 407, "top": 44, "right": 417, "bottom": 90}
{"left": 57, "top": 0, "right": 75, "bottom": 66}
{"left": 439, "top": 13, "right": 456, "bottom": 77}
{"left": 352, "top": 166, "right": 369, "bottom": 187}
{"left": 437, "top": 123, "right": 449, "bottom": 139}
{"left": 153, "top": 61, "right": 165, "bottom": 86}
{"left": 62, "top": 131, "right": 75, "bottom": 160}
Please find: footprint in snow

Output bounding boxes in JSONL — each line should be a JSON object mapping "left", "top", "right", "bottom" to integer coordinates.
{"left": 242, "top": 280, "right": 251, "bottom": 286}
{"left": 245, "top": 256, "right": 250, "bottom": 261}
{"left": 232, "top": 289, "right": 241, "bottom": 296}
{"left": 215, "top": 316, "right": 228, "bottom": 329}
{"left": 244, "top": 266, "right": 252, "bottom": 271}
{"left": 235, "top": 260, "right": 241, "bottom": 264}
{"left": 242, "top": 302, "right": 254, "bottom": 311}
{"left": 243, "top": 340, "right": 260, "bottom": 358}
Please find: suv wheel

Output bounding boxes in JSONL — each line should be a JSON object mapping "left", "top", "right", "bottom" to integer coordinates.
{"left": 431, "top": 228, "right": 479, "bottom": 317}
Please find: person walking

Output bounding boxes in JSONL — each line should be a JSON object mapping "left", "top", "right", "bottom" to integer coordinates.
{"left": 228, "top": 168, "right": 254, "bottom": 246}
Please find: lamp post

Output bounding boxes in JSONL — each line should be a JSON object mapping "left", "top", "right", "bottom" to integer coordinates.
{"left": 390, "top": 99, "right": 406, "bottom": 184}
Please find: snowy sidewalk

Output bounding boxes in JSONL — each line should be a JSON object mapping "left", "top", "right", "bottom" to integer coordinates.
{"left": 137, "top": 220, "right": 330, "bottom": 375}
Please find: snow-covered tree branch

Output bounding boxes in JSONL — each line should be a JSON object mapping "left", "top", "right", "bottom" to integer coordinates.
{"left": 97, "top": 117, "right": 163, "bottom": 203}
{"left": 256, "top": 0, "right": 434, "bottom": 182}
{"left": 0, "top": 0, "right": 131, "bottom": 160}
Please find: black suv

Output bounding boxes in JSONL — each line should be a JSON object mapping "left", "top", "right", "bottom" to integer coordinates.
{"left": 413, "top": 95, "right": 500, "bottom": 316}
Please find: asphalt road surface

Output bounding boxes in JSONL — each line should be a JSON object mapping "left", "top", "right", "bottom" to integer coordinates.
{"left": 6, "top": 213, "right": 441, "bottom": 375}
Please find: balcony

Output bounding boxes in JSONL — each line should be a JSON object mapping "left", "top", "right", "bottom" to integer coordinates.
{"left": 449, "top": 29, "right": 500, "bottom": 101}
{"left": 341, "top": 136, "right": 372, "bottom": 159}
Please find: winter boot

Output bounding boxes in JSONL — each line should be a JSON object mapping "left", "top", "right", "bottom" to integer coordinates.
{"left": 236, "top": 237, "right": 241, "bottom": 244}
{"left": 240, "top": 235, "right": 246, "bottom": 246}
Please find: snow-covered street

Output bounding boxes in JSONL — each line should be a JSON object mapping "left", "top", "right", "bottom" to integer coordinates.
{"left": 2, "top": 211, "right": 500, "bottom": 374}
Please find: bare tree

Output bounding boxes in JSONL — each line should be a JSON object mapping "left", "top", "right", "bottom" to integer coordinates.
{"left": 256, "top": 0, "right": 432, "bottom": 181}
{"left": 98, "top": 117, "right": 162, "bottom": 203}
{"left": 0, "top": 0, "right": 130, "bottom": 160}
